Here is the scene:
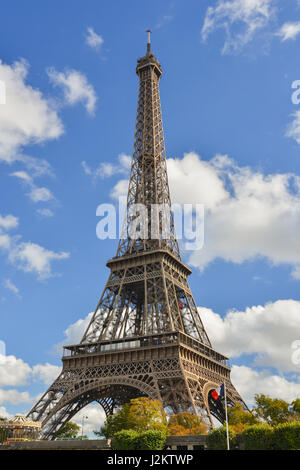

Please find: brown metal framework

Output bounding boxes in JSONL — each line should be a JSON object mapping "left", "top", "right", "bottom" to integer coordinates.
{"left": 27, "top": 36, "right": 247, "bottom": 439}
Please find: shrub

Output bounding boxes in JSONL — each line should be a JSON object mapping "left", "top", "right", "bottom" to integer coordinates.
{"left": 207, "top": 426, "right": 236, "bottom": 450}
{"left": 136, "top": 430, "right": 167, "bottom": 450}
{"left": 272, "top": 422, "right": 300, "bottom": 450}
{"left": 113, "top": 429, "right": 167, "bottom": 450}
{"left": 242, "top": 424, "right": 273, "bottom": 450}
{"left": 113, "top": 429, "right": 138, "bottom": 450}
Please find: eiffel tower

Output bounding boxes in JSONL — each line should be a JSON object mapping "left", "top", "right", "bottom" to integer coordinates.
{"left": 27, "top": 32, "right": 247, "bottom": 438}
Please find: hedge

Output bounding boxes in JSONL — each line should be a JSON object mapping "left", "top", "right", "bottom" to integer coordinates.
{"left": 113, "top": 429, "right": 138, "bottom": 450}
{"left": 113, "top": 429, "right": 166, "bottom": 450}
{"left": 272, "top": 422, "right": 300, "bottom": 450}
{"left": 207, "top": 426, "right": 236, "bottom": 450}
{"left": 242, "top": 424, "right": 274, "bottom": 450}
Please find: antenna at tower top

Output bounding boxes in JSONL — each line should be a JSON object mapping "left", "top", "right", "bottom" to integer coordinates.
{"left": 146, "top": 29, "right": 151, "bottom": 54}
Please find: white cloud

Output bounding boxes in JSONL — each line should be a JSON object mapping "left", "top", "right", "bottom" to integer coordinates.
{"left": 0, "top": 214, "right": 18, "bottom": 230}
{"left": 0, "top": 354, "right": 31, "bottom": 386}
{"left": 109, "top": 152, "right": 300, "bottom": 278}
{"left": 277, "top": 21, "right": 300, "bottom": 42}
{"left": 0, "top": 406, "right": 13, "bottom": 419}
{"left": 201, "top": 0, "right": 276, "bottom": 54}
{"left": 10, "top": 170, "right": 54, "bottom": 203}
{"left": 85, "top": 27, "right": 104, "bottom": 50}
{"left": 156, "top": 152, "right": 300, "bottom": 278}
{"left": 48, "top": 68, "right": 97, "bottom": 115}
{"left": 0, "top": 388, "right": 33, "bottom": 405}
{"left": 54, "top": 312, "right": 93, "bottom": 354}
{"left": 82, "top": 153, "right": 131, "bottom": 182}
{"left": 3, "top": 278, "right": 20, "bottom": 298}
{"left": 167, "top": 153, "right": 228, "bottom": 210}
{"left": 36, "top": 208, "right": 54, "bottom": 218}
{"left": 110, "top": 179, "right": 129, "bottom": 200}
{"left": 32, "top": 363, "right": 61, "bottom": 386}
{"left": 199, "top": 299, "right": 300, "bottom": 372}
{"left": 9, "top": 242, "right": 69, "bottom": 280}
{"left": 28, "top": 186, "right": 54, "bottom": 203}
{"left": 231, "top": 365, "right": 300, "bottom": 405}
{"left": 0, "top": 58, "right": 63, "bottom": 163}
{"left": 0, "top": 212, "right": 69, "bottom": 280}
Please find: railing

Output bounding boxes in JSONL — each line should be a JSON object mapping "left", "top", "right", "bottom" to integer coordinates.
{"left": 63, "top": 331, "right": 229, "bottom": 367}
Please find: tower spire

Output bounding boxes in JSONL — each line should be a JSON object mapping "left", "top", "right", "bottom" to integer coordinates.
{"left": 146, "top": 29, "right": 151, "bottom": 54}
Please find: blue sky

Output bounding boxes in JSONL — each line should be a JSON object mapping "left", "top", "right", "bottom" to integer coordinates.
{"left": 1, "top": 0, "right": 300, "bottom": 433}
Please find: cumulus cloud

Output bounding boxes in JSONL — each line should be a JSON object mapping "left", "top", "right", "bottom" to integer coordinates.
{"left": 0, "top": 214, "right": 18, "bottom": 231}
{"left": 48, "top": 67, "right": 97, "bottom": 115}
{"left": 231, "top": 365, "right": 300, "bottom": 405}
{"left": 0, "top": 59, "right": 63, "bottom": 163}
{"left": 0, "top": 354, "right": 31, "bottom": 386}
{"left": 32, "top": 363, "right": 61, "bottom": 386}
{"left": 277, "top": 21, "right": 300, "bottom": 42}
{"left": 82, "top": 153, "right": 131, "bottom": 182}
{"left": 199, "top": 299, "right": 300, "bottom": 372}
{"left": 164, "top": 153, "right": 300, "bottom": 278}
{"left": 85, "top": 27, "right": 104, "bottom": 50}
{"left": 8, "top": 242, "right": 69, "bottom": 280}
{"left": 0, "top": 212, "right": 69, "bottom": 280}
{"left": 54, "top": 312, "right": 93, "bottom": 354}
{"left": 110, "top": 152, "right": 300, "bottom": 277}
{"left": 11, "top": 170, "right": 54, "bottom": 203}
{"left": 201, "top": 0, "right": 276, "bottom": 54}
{"left": 0, "top": 406, "right": 13, "bottom": 419}
{"left": 0, "top": 388, "right": 33, "bottom": 405}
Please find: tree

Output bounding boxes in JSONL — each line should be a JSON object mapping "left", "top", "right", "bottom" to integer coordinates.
{"left": 168, "top": 412, "right": 208, "bottom": 435}
{"left": 252, "top": 394, "right": 291, "bottom": 426}
{"left": 55, "top": 422, "right": 81, "bottom": 439}
{"left": 291, "top": 398, "right": 300, "bottom": 415}
{"left": 99, "top": 397, "right": 168, "bottom": 438}
{"left": 228, "top": 404, "right": 259, "bottom": 433}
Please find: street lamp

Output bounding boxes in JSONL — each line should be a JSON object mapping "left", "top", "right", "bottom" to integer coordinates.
{"left": 81, "top": 415, "right": 88, "bottom": 439}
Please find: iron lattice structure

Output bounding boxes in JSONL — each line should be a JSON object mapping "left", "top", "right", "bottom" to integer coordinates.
{"left": 27, "top": 36, "right": 247, "bottom": 438}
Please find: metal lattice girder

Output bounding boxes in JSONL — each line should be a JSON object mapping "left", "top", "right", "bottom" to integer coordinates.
{"left": 27, "top": 36, "right": 248, "bottom": 438}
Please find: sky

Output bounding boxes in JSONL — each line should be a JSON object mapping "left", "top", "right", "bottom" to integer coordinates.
{"left": 1, "top": 0, "right": 300, "bottom": 435}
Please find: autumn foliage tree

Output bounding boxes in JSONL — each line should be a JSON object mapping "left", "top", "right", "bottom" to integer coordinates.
{"left": 168, "top": 411, "right": 208, "bottom": 435}
{"left": 99, "top": 397, "right": 168, "bottom": 438}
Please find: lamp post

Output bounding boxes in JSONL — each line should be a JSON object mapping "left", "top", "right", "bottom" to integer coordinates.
{"left": 81, "top": 415, "right": 88, "bottom": 439}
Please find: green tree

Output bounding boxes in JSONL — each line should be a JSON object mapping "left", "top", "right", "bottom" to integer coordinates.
{"left": 228, "top": 403, "right": 259, "bottom": 433}
{"left": 55, "top": 422, "right": 81, "bottom": 439}
{"left": 98, "top": 397, "right": 168, "bottom": 438}
{"left": 291, "top": 398, "right": 300, "bottom": 415}
{"left": 252, "top": 394, "right": 291, "bottom": 426}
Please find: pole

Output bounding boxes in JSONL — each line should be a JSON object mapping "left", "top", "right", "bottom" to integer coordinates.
{"left": 224, "top": 383, "right": 230, "bottom": 450}
{"left": 81, "top": 416, "right": 88, "bottom": 439}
